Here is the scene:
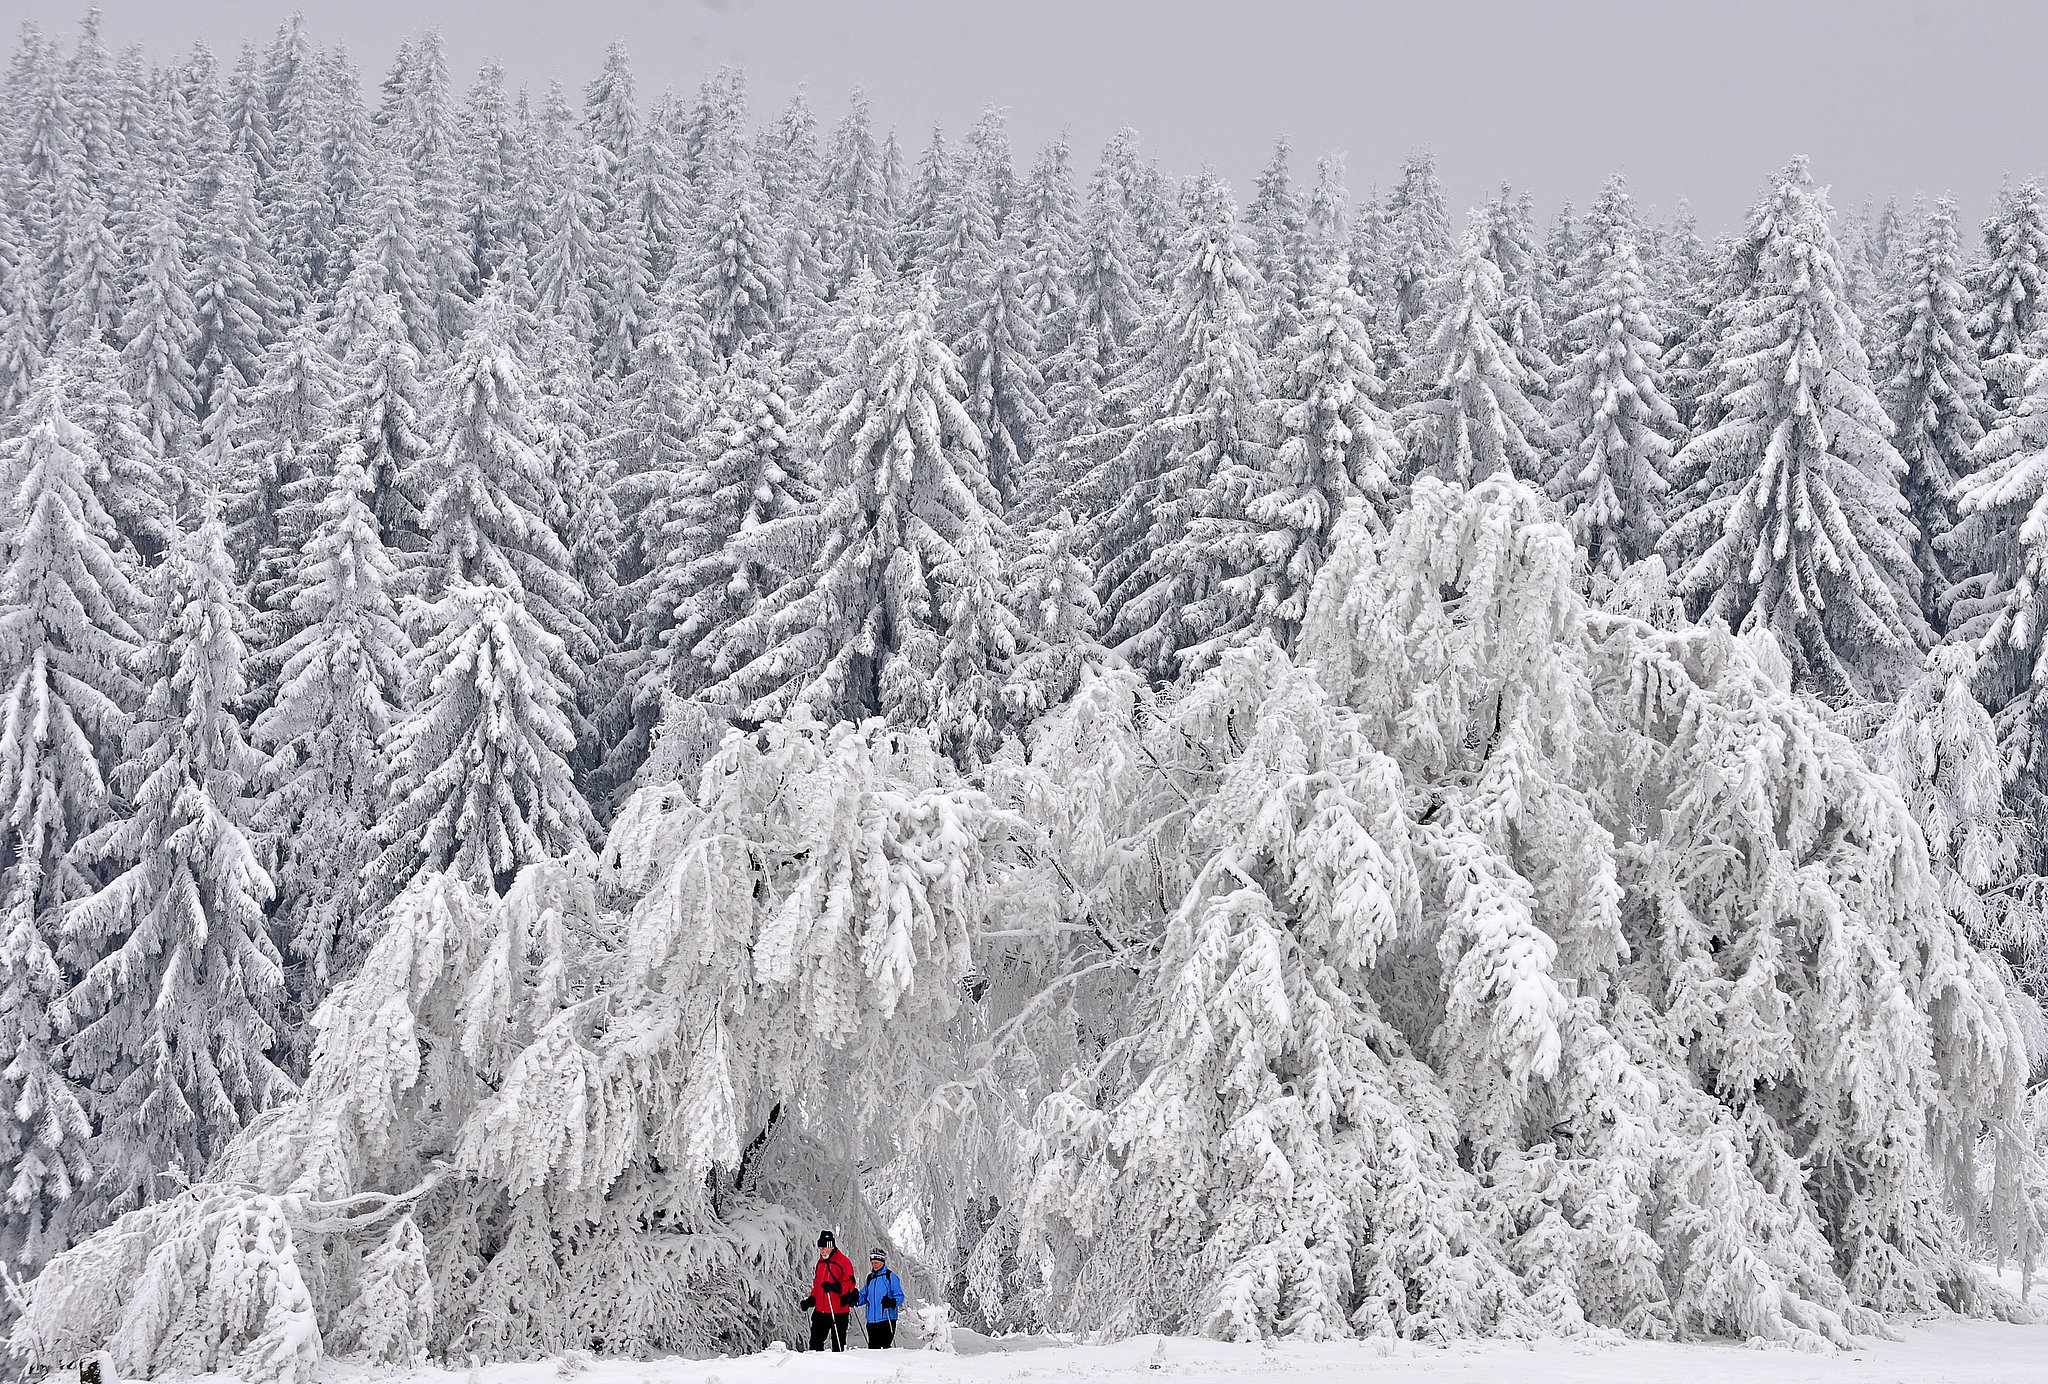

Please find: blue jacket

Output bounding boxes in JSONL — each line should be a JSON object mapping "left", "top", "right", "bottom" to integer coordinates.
{"left": 861, "top": 1267, "right": 904, "bottom": 1324}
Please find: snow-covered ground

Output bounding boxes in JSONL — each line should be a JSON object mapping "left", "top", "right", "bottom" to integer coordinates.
{"left": 309, "top": 1309, "right": 2047, "bottom": 1384}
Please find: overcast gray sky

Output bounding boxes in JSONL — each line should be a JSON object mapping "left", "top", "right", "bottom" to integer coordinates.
{"left": 8, "top": 0, "right": 2046, "bottom": 234}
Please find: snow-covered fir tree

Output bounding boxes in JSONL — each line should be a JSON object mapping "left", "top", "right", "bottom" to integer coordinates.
{"left": 1237, "top": 269, "right": 1402, "bottom": 644}
{"left": 1080, "top": 177, "right": 1271, "bottom": 679}
{"left": 1548, "top": 214, "right": 1677, "bottom": 579}
{"left": 1395, "top": 230, "right": 1552, "bottom": 486}
{"left": 709, "top": 280, "right": 1010, "bottom": 741}
{"left": 1971, "top": 181, "right": 2048, "bottom": 412}
{"left": 1879, "top": 200, "right": 1988, "bottom": 629}
{"left": 249, "top": 458, "right": 408, "bottom": 1001}
{"left": 1662, "top": 159, "right": 1924, "bottom": 699}
{"left": 0, "top": 372, "right": 143, "bottom": 1275}
{"left": 61, "top": 517, "right": 285, "bottom": 1213}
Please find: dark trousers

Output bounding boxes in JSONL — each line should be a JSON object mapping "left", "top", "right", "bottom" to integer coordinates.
{"left": 808, "top": 1312, "right": 850, "bottom": 1352}
{"left": 865, "top": 1320, "right": 895, "bottom": 1350}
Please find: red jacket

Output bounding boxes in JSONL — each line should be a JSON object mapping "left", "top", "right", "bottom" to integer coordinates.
{"left": 810, "top": 1250, "right": 859, "bottom": 1315}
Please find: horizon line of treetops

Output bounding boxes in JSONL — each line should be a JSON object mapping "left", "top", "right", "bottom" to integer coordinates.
{"left": 3, "top": 3, "right": 2048, "bottom": 1289}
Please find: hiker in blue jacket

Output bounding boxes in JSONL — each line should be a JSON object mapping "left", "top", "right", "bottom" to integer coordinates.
{"left": 860, "top": 1248, "right": 905, "bottom": 1349}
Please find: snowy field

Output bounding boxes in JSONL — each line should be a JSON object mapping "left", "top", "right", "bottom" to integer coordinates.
{"left": 307, "top": 1313, "right": 2048, "bottom": 1384}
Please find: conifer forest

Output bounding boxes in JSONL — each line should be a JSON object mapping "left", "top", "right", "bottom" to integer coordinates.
{"left": 0, "top": 8, "right": 2045, "bottom": 1380}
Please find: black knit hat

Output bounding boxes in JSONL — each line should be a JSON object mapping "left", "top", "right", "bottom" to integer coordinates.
{"left": 817, "top": 1230, "right": 835, "bottom": 1247}
{"left": 869, "top": 1248, "right": 886, "bottom": 1261}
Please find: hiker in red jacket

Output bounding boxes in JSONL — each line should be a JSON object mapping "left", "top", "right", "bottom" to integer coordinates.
{"left": 800, "top": 1230, "right": 860, "bottom": 1351}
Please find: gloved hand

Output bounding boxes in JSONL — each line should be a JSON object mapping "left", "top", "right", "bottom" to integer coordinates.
{"left": 881, "top": 1295, "right": 898, "bottom": 1310}
{"left": 800, "top": 1295, "right": 814, "bottom": 1311}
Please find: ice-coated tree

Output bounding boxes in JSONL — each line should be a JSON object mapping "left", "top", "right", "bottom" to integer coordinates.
{"left": 327, "top": 290, "right": 433, "bottom": 563}
{"left": 1081, "top": 176, "right": 1270, "bottom": 680}
{"left": 415, "top": 294, "right": 599, "bottom": 702}
{"left": 689, "top": 162, "right": 785, "bottom": 360}
{"left": 950, "top": 476, "right": 2041, "bottom": 1346}
{"left": 1971, "top": 181, "right": 2048, "bottom": 412}
{"left": 1016, "top": 136, "right": 1079, "bottom": 345}
{"left": 956, "top": 233, "right": 1047, "bottom": 506}
{"left": 1548, "top": 217, "right": 1677, "bottom": 578}
{"left": 609, "top": 353, "right": 813, "bottom": 792}
{"left": 187, "top": 156, "right": 285, "bottom": 417}
{"left": 1395, "top": 230, "right": 1553, "bottom": 486}
{"left": 1384, "top": 150, "right": 1453, "bottom": 330}
{"left": 119, "top": 206, "right": 201, "bottom": 457}
{"left": 250, "top": 458, "right": 408, "bottom": 998}
{"left": 1879, "top": 200, "right": 1988, "bottom": 628}
{"left": 0, "top": 372, "right": 144, "bottom": 1274}
{"left": 17, "top": 711, "right": 1014, "bottom": 1373}
{"left": 56, "top": 342, "right": 175, "bottom": 564}
{"left": 1662, "top": 159, "right": 1924, "bottom": 700}
{"left": 1237, "top": 269, "right": 1401, "bottom": 645}
{"left": 824, "top": 87, "right": 893, "bottom": 292}
{"left": 709, "top": 280, "right": 1008, "bottom": 736}
{"left": 62, "top": 516, "right": 285, "bottom": 1213}
{"left": 1864, "top": 644, "right": 2035, "bottom": 977}
{"left": 368, "top": 577, "right": 594, "bottom": 900}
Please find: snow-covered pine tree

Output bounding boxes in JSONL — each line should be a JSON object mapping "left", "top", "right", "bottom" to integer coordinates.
{"left": 1306, "top": 153, "right": 1349, "bottom": 273}
{"left": 1245, "top": 138, "right": 1315, "bottom": 352}
{"left": 414, "top": 293, "right": 599, "bottom": 709}
{"left": 61, "top": 516, "right": 285, "bottom": 1213}
{"left": 119, "top": 206, "right": 201, "bottom": 457}
{"left": 533, "top": 147, "right": 607, "bottom": 345}
{"left": 1662, "top": 158, "right": 1925, "bottom": 699}
{"left": 1548, "top": 215, "right": 1677, "bottom": 580}
{"left": 250, "top": 457, "right": 408, "bottom": 1002}
{"left": 226, "top": 325, "right": 344, "bottom": 644}
{"left": 1395, "top": 229, "right": 1553, "bottom": 485}
{"left": 1081, "top": 176, "right": 1270, "bottom": 680}
{"left": 327, "top": 290, "right": 432, "bottom": 565}
{"left": 1475, "top": 185, "right": 1556, "bottom": 399}
{"left": 1879, "top": 199, "right": 1989, "bottom": 630}
{"left": 1016, "top": 136, "right": 1079, "bottom": 349}
{"left": 187, "top": 155, "right": 284, "bottom": 418}
{"left": 1970, "top": 181, "right": 2048, "bottom": 413}
{"left": 1007, "top": 508, "right": 1103, "bottom": 720}
{"left": 689, "top": 161, "right": 784, "bottom": 361}
{"left": 0, "top": 370, "right": 144, "bottom": 1275}
{"left": 956, "top": 231, "right": 1047, "bottom": 506}
{"left": 605, "top": 285, "right": 713, "bottom": 601}
{"left": 1951, "top": 348, "right": 2048, "bottom": 836}
{"left": 608, "top": 353, "right": 813, "bottom": 795}
{"left": 824, "top": 88, "right": 892, "bottom": 293}
{"left": 56, "top": 342, "right": 175, "bottom": 564}
{"left": 369, "top": 576, "right": 594, "bottom": 900}
{"left": 1384, "top": 150, "right": 1452, "bottom": 330}
{"left": 709, "top": 279, "right": 1009, "bottom": 742}
{"left": 1236, "top": 269, "right": 1402, "bottom": 646}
